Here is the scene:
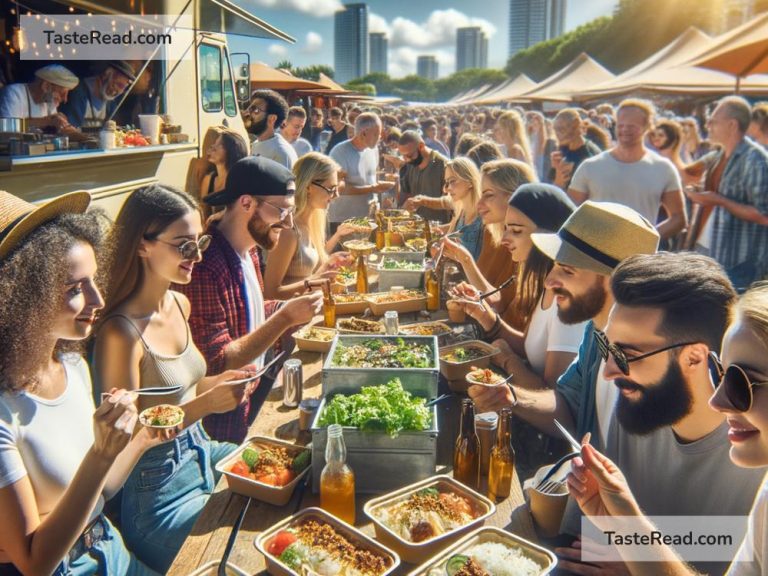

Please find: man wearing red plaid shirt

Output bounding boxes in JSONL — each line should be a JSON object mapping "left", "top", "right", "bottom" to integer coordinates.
{"left": 177, "top": 156, "right": 322, "bottom": 443}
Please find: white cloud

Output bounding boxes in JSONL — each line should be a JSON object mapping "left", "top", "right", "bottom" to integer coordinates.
{"left": 302, "top": 31, "right": 323, "bottom": 54}
{"left": 388, "top": 9, "right": 496, "bottom": 50}
{"left": 268, "top": 44, "right": 288, "bottom": 57}
{"left": 240, "top": 0, "right": 342, "bottom": 18}
{"left": 368, "top": 12, "right": 390, "bottom": 35}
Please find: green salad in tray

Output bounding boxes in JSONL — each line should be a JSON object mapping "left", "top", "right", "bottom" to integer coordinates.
{"left": 318, "top": 378, "right": 431, "bottom": 437}
{"left": 332, "top": 337, "right": 434, "bottom": 369}
{"left": 381, "top": 259, "right": 424, "bottom": 271}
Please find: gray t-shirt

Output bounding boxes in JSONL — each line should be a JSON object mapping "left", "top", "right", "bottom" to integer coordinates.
{"left": 328, "top": 140, "right": 379, "bottom": 223}
{"left": 251, "top": 133, "right": 298, "bottom": 169}
{"left": 399, "top": 149, "right": 449, "bottom": 223}
{"left": 291, "top": 137, "right": 312, "bottom": 158}
{"left": 570, "top": 150, "right": 681, "bottom": 224}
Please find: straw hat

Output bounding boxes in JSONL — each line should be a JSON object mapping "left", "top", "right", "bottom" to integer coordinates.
{"left": 0, "top": 191, "right": 91, "bottom": 260}
{"left": 531, "top": 201, "right": 659, "bottom": 276}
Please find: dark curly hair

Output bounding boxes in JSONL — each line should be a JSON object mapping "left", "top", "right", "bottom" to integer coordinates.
{"left": 250, "top": 88, "right": 289, "bottom": 128}
{"left": 0, "top": 211, "right": 109, "bottom": 392}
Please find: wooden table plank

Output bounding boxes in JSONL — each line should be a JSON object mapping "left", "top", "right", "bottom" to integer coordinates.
{"left": 168, "top": 331, "right": 538, "bottom": 576}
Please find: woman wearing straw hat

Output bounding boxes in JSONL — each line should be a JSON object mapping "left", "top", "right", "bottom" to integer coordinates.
{"left": 0, "top": 191, "right": 161, "bottom": 575}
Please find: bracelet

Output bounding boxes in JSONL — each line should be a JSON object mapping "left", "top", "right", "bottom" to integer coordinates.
{"left": 485, "top": 312, "right": 502, "bottom": 340}
{"left": 304, "top": 279, "right": 311, "bottom": 292}
{"left": 507, "top": 382, "right": 519, "bottom": 407}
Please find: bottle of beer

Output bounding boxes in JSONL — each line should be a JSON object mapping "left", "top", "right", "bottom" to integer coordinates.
{"left": 488, "top": 407, "right": 515, "bottom": 502}
{"left": 355, "top": 252, "right": 368, "bottom": 294}
{"left": 322, "top": 279, "right": 336, "bottom": 328}
{"left": 320, "top": 424, "right": 356, "bottom": 524}
{"left": 454, "top": 398, "right": 480, "bottom": 490}
{"left": 425, "top": 266, "right": 440, "bottom": 311}
{"left": 422, "top": 216, "right": 432, "bottom": 246}
{"left": 375, "top": 211, "right": 385, "bottom": 251}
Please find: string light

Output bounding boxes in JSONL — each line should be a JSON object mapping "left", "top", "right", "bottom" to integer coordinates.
{"left": 12, "top": 26, "right": 26, "bottom": 51}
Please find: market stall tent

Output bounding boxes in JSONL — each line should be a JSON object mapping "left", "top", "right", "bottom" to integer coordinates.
{"left": 520, "top": 53, "right": 615, "bottom": 102}
{"left": 472, "top": 74, "right": 537, "bottom": 105}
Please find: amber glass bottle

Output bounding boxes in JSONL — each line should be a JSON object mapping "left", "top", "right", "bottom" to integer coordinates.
{"left": 454, "top": 399, "right": 480, "bottom": 490}
{"left": 355, "top": 253, "right": 368, "bottom": 293}
{"left": 322, "top": 280, "right": 336, "bottom": 328}
{"left": 488, "top": 408, "right": 515, "bottom": 502}
{"left": 375, "top": 211, "right": 385, "bottom": 250}
{"left": 320, "top": 424, "right": 356, "bottom": 524}
{"left": 425, "top": 268, "right": 440, "bottom": 311}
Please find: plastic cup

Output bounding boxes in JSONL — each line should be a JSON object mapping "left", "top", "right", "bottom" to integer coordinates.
{"left": 138, "top": 114, "right": 162, "bottom": 144}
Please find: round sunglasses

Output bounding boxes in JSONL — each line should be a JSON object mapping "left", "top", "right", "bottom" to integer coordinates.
{"left": 152, "top": 235, "right": 212, "bottom": 259}
{"left": 709, "top": 352, "right": 768, "bottom": 413}
{"left": 593, "top": 328, "right": 698, "bottom": 376}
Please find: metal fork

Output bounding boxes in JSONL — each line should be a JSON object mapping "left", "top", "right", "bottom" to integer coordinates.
{"left": 537, "top": 480, "right": 567, "bottom": 495}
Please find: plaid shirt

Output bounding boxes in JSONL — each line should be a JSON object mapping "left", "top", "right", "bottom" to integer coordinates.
{"left": 710, "top": 138, "right": 768, "bottom": 283}
{"left": 175, "top": 225, "right": 280, "bottom": 444}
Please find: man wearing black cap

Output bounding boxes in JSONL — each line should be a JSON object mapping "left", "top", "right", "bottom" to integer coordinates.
{"left": 176, "top": 156, "right": 323, "bottom": 443}
{"left": 60, "top": 60, "right": 135, "bottom": 129}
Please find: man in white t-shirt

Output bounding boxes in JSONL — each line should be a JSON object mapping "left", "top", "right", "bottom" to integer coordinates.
{"left": 281, "top": 106, "right": 313, "bottom": 158}
{"left": 247, "top": 89, "right": 298, "bottom": 169}
{"left": 328, "top": 112, "right": 391, "bottom": 232}
{"left": 0, "top": 64, "right": 79, "bottom": 131}
{"left": 569, "top": 99, "right": 687, "bottom": 241}
{"left": 177, "top": 156, "right": 322, "bottom": 443}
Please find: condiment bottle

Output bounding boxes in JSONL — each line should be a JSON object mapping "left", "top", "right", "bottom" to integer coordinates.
{"left": 320, "top": 424, "right": 356, "bottom": 524}
{"left": 454, "top": 398, "right": 480, "bottom": 490}
{"left": 475, "top": 411, "right": 498, "bottom": 476}
{"left": 422, "top": 216, "right": 432, "bottom": 245}
{"left": 322, "top": 279, "right": 336, "bottom": 328}
{"left": 425, "top": 265, "right": 440, "bottom": 311}
{"left": 488, "top": 407, "right": 516, "bottom": 502}
{"left": 375, "top": 211, "right": 385, "bottom": 250}
{"left": 100, "top": 120, "right": 116, "bottom": 149}
{"left": 355, "top": 252, "right": 369, "bottom": 294}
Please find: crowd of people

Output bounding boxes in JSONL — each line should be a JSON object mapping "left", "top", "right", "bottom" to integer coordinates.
{"left": 1, "top": 83, "right": 768, "bottom": 576}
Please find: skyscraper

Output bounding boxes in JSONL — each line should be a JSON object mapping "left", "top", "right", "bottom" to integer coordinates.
{"left": 334, "top": 3, "right": 369, "bottom": 83}
{"left": 369, "top": 32, "right": 388, "bottom": 75}
{"left": 508, "top": 0, "right": 567, "bottom": 56}
{"left": 456, "top": 27, "right": 489, "bottom": 71}
{"left": 417, "top": 56, "right": 439, "bottom": 80}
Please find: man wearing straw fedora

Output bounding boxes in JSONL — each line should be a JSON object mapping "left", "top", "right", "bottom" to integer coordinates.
{"left": 469, "top": 201, "right": 659, "bottom": 450}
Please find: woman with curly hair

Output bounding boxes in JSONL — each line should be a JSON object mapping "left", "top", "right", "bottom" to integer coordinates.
{"left": 199, "top": 127, "right": 249, "bottom": 218}
{"left": 93, "top": 184, "right": 253, "bottom": 574}
{"left": 0, "top": 191, "right": 161, "bottom": 575}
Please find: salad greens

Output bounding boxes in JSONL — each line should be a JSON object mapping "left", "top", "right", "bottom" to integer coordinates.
{"left": 332, "top": 337, "right": 434, "bottom": 368}
{"left": 318, "top": 379, "right": 431, "bottom": 437}
{"left": 381, "top": 259, "right": 424, "bottom": 270}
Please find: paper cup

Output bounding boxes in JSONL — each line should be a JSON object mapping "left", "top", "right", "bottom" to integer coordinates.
{"left": 138, "top": 114, "right": 162, "bottom": 144}
{"left": 527, "top": 464, "right": 569, "bottom": 538}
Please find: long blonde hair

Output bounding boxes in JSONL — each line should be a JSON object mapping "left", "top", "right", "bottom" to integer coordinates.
{"left": 481, "top": 159, "right": 537, "bottom": 243}
{"left": 445, "top": 157, "right": 481, "bottom": 231}
{"left": 293, "top": 152, "right": 340, "bottom": 264}
{"left": 496, "top": 111, "right": 533, "bottom": 166}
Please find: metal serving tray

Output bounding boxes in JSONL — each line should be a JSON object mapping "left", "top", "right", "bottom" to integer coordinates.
{"left": 310, "top": 394, "right": 439, "bottom": 494}
{"left": 376, "top": 258, "right": 426, "bottom": 291}
{"left": 322, "top": 335, "right": 439, "bottom": 397}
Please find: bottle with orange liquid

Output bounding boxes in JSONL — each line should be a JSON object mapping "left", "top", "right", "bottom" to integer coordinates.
{"left": 453, "top": 399, "right": 480, "bottom": 490}
{"left": 488, "top": 407, "right": 515, "bottom": 502}
{"left": 425, "top": 266, "right": 440, "bottom": 311}
{"left": 375, "top": 211, "right": 385, "bottom": 250}
{"left": 320, "top": 424, "right": 356, "bottom": 524}
{"left": 322, "top": 279, "right": 336, "bottom": 328}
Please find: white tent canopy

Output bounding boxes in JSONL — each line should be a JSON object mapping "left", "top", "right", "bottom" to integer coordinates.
{"left": 520, "top": 53, "right": 615, "bottom": 102}
{"left": 472, "top": 74, "right": 538, "bottom": 105}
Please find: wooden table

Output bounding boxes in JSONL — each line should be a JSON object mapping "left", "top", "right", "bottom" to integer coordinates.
{"left": 168, "top": 342, "right": 538, "bottom": 576}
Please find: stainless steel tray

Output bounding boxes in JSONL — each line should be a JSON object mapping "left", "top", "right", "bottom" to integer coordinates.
{"left": 376, "top": 259, "right": 426, "bottom": 291}
{"left": 323, "top": 335, "right": 439, "bottom": 397}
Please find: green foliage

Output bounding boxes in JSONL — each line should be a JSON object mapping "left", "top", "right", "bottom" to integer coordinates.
{"left": 434, "top": 68, "right": 509, "bottom": 102}
{"left": 275, "top": 60, "right": 293, "bottom": 71}
{"left": 345, "top": 82, "right": 377, "bottom": 96}
{"left": 276, "top": 63, "right": 335, "bottom": 82}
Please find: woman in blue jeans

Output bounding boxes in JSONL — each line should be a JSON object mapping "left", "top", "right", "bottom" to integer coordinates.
{"left": 0, "top": 192, "right": 162, "bottom": 575}
{"left": 93, "top": 184, "right": 254, "bottom": 573}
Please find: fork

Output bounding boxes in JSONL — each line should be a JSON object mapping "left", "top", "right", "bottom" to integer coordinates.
{"left": 537, "top": 479, "right": 567, "bottom": 495}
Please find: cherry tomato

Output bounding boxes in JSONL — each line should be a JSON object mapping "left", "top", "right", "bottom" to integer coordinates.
{"left": 267, "top": 531, "right": 297, "bottom": 556}
{"left": 230, "top": 461, "right": 250, "bottom": 477}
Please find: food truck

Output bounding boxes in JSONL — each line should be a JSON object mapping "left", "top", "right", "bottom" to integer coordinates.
{"left": 0, "top": 0, "right": 294, "bottom": 214}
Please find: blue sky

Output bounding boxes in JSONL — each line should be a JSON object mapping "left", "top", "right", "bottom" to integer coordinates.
{"left": 227, "top": 0, "right": 617, "bottom": 78}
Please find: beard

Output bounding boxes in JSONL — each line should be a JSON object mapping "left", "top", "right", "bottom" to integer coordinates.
{"left": 249, "top": 117, "right": 269, "bottom": 137}
{"left": 409, "top": 152, "right": 424, "bottom": 166}
{"left": 615, "top": 360, "right": 693, "bottom": 435}
{"left": 554, "top": 277, "right": 608, "bottom": 324}
{"left": 247, "top": 209, "right": 285, "bottom": 250}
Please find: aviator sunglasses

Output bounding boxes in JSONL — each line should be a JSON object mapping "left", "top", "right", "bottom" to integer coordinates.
{"left": 150, "top": 235, "right": 212, "bottom": 259}
{"left": 593, "top": 328, "right": 698, "bottom": 376}
{"left": 709, "top": 352, "right": 768, "bottom": 413}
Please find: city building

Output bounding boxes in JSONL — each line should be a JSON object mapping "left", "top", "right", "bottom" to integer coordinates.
{"left": 334, "top": 3, "right": 369, "bottom": 83}
{"left": 417, "top": 55, "right": 439, "bottom": 80}
{"left": 508, "top": 0, "right": 567, "bottom": 56}
{"left": 456, "top": 27, "right": 489, "bottom": 71}
{"left": 369, "top": 32, "right": 388, "bottom": 74}
{"left": 716, "top": 0, "right": 755, "bottom": 32}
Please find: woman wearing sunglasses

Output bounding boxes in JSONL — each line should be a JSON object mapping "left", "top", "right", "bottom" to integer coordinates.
{"left": 263, "top": 152, "right": 356, "bottom": 299}
{"left": 567, "top": 281, "right": 768, "bottom": 575}
{"left": 93, "top": 184, "right": 254, "bottom": 573}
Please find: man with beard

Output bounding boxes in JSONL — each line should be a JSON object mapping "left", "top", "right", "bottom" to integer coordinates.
{"left": 60, "top": 61, "right": 135, "bottom": 129}
{"left": 0, "top": 64, "right": 79, "bottom": 132}
{"left": 176, "top": 156, "right": 323, "bottom": 443}
{"left": 247, "top": 89, "right": 298, "bottom": 169}
{"left": 398, "top": 130, "right": 449, "bottom": 223}
{"left": 469, "top": 201, "right": 659, "bottom": 449}
{"left": 557, "top": 252, "right": 765, "bottom": 576}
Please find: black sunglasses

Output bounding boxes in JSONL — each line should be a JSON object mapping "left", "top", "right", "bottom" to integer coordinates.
{"left": 593, "top": 328, "right": 698, "bottom": 376}
{"left": 709, "top": 352, "right": 768, "bottom": 412}
{"left": 151, "top": 235, "right": 212, "bottom": 259}
{"left": 312, "top": 181, "right": 339, "bottom": 197}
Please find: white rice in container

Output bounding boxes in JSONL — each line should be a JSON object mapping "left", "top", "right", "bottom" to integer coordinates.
{"left": 466, "top": 541, "right": 542, "bottom": 576}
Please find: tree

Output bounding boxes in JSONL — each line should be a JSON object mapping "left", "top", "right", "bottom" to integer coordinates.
{"left": 434, "top": 68, "right": 509, "bottom": 102}
{"left": 345, "top": 82, "right": 377, "bottom": 96}
{"left": 275, "top": 60, "right": 293, "bottom": 71}
{"left": 292, "top": 65, "right": 335, "bottom": 81}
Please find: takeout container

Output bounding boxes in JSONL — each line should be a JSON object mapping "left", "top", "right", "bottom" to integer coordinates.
{"left": 406, "top": 526, "right": 557, "bottom": 576}
{"left": 364, "top": 475, "right": 496, "bottom": 564}
{"left": 185, "top": 560, "right": 250, "bottom": 576}
{"left": 377, "top": 248, "right": 426, "bottom": 263}
{"left": 526, "top": 464, "right": 570, "bottom": 538}
{"left": 255, "top": 507, "right": 401, "bottom": 576}
{"left": 293, "top": 326, "right": 337, "bottom": 353}
{"left": 365, "top": 292, "right": 428, "bottom": 316}
{"left": 399, "top": 321, "right": 452, "bottom": 345}
{"left": 336, "top": 317, "right": 385, "bottom": 335}
{"left": 439, "top": 340, "right": 501, "bottom": 389}
{"left": 322, "top": 335, "right": 440, "bottom": 397}
{"left": 333, "top": 294, "right": 370, "bottom": 315}
{"left": 376, "top": 258, "right": 426, "bottom": 291}
{"left": 310, "top": 394, "right": 439, "bottom": 493}
{"left": 215, "top": 436, "right": 311, "bottom": 506}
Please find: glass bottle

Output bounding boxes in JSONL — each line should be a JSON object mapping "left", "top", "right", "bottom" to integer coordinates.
{"left": 375, "top": 211, "right": 385, "bottom": 251}
{"left": 488, "top": 408, "right": 515, "bottom": 502}
{"left": 425, "top": 267, "right": 440, "bottom": 311}
{"left": 320, "top": 424, "right": 356, "bottom": 524}
{"left": 322, "top": 280, "right": 336, "bottom": 328}
{"left": 422, "top": 216, "right": 432, "bottom": 246}
{"left": 454, "top": 399, "right": 480, "bottom": 490}
{"left": 355, "top": 252, "right": 368, "bottom": 294}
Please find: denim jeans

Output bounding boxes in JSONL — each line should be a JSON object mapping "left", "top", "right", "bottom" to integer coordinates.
{"left": 52, "top": 516, "right": 158, "bottom": 576}
{"left": 120, "top": 422, "right": 236, "bottom": 573}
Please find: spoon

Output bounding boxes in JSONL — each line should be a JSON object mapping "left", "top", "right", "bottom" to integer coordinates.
{"left": 218, "top": 497, "right": 251, "bottom": 576}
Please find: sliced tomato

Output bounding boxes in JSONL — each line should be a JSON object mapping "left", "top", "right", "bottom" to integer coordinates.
{"left": 266, "top": 531, "right": 297, "bottom": 556}
{"left": 253, "top": 472, "right": 279, "bottom": 485}
{"left": 274, "top": 468, "right": 295, "bottom": 486}
{"left": 229, "top": 461, "right": 250, "bottom": 477}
